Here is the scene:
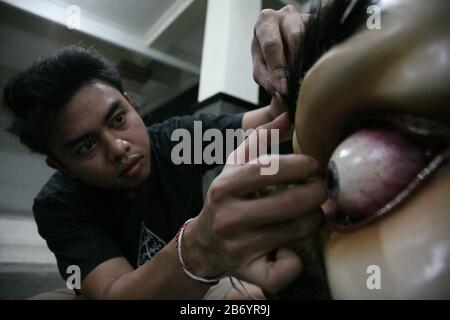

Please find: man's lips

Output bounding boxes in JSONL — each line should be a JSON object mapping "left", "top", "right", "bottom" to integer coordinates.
{"left": 118, "top": 154, "right": 143, "bottom": 178}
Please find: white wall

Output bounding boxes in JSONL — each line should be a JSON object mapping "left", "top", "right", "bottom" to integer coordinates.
{"left": 198, "top": 0, "right": 261, "bottom": 104}
{"left": 0, "top": 111, "right": 55, "bottom": 216}
{"left": 0, "top": 111, "right": 56, "bottom": 265}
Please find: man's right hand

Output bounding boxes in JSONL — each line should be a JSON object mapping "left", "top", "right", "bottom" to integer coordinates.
{"left": 184, "top": 113, "right": 327, "bottom": 294}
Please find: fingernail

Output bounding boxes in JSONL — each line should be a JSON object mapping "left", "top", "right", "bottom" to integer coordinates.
{"left": 274, "top": 91, "right": 283, "bottom": 102}
{"left": 280, "top": 77, "right": 289, "bottom": 95}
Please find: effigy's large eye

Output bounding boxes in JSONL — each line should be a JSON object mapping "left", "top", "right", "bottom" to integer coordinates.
{"left": 326, "top": 127, "right": 426, "bottom": 227}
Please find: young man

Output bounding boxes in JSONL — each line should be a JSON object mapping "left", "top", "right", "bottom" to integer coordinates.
{"left": 3, "top": 45, "right": 326, "bottom": 299}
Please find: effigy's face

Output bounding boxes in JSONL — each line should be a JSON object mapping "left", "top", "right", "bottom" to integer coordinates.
{"left": 293, "top": 0, "right": 450, "bottom": 299}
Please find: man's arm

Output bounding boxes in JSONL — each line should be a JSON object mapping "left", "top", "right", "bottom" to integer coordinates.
{"left": 242, "top": 89, "right": 294, "bottom": 131}
{"left": 242, "top": 105, "right": 273, "bottom": 131}
{"left": 80, "top": 114, "right": 326, "bottom": 299}
{"left": 81, "top": 239, "right": 212, "bottom": 299}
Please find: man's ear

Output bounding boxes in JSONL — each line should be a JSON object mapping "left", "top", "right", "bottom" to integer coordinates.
{"left": 124, "top": 92, "right": 142, "bottom": 115}
{"left": 124, "top": 92, "right": 132, "bottom": 105}
{"left": 45, "top": 156, "right": 67, "bottom": 173}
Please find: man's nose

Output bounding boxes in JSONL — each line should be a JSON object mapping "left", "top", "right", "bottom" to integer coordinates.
{"left": 106, "top": 137, "right": 131, "bottom": 163}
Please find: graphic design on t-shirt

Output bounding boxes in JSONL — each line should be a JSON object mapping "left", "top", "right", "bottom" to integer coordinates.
{"left": 137, "top": 222, "right": 166, "bottom": 266}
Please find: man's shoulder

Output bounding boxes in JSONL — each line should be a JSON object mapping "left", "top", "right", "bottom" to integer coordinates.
{"left": 34, "top": 171, "right": 81, "bottom": 208}
{"left": 147, "top": 112, "right": 243, "bottom": 134}
{"left": 146, "top": 115, "right": 193, "bottom": 137}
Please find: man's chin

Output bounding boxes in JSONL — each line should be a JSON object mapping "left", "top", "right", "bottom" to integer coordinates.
{"left": 115, "top": 174, "right": 149, "bottom": 190}
{"left": 114, "top": 160, "right": 151, "bottom": 189}
{"left": 84, "top": 172, "right": 149, "bottom": 191}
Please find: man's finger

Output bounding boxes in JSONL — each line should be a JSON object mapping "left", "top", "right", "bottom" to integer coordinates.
{"left": 238, "top": 247, "right": 302, "bottom": 294}
{"left": 252, "top": 38, "right": 275, "bottom": 95}
{"left": 265, "top": 247, "right": 303, "bottom": 294}
{"left": 245, "top": 210, "right": 323, "bottom": 249}
{"left": 280, "top": 12, "right": 304, "bottom": 72}
{"left": 227, "top": 112, "right": 291, "bottom": 166}
{"left": 236, "top": 179, "right": 327, "bottom": 227}
{"left": 254, "top": 17, "right": 288, "bottom": 95}
{"left": 269, "top": 96, "right": 291, "bottom": 129}
{"left": 225, "top": 153, "right": 320, "bottom": 195}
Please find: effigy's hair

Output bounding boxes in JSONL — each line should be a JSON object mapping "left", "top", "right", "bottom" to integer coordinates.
{"left": 286, "top": 0, "right": 379, "bottom": 122}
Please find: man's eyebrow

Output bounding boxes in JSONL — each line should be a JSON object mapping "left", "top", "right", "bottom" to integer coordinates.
{"left": 103, "top": 99, "right": 122, "bottom": 124}
{"left": 63, "top": 100, "right": 123, "bottom": 150}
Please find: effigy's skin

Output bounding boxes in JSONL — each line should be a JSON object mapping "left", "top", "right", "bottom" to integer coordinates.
{"left": 283, "top": 0, "right": 450, "bottom": 299}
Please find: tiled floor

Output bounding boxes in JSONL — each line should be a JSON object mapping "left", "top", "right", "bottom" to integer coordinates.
{"left": 0, "top": 214, "right": 56, "bottom": 264}
{"left": 0, "top": 263, "right": 65, "bottom": 299}
{"left": 0, "top": 214, "right": 63, "bottom": 299}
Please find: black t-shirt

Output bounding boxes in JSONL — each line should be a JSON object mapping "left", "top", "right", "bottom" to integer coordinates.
{"left": 33, "top": 112, "right": 243, "bottom": 282}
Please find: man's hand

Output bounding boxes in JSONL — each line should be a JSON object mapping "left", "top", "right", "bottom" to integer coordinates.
{"left": 252, "top": 5, "right": 312, "bottom": 98}
{"left": 184, "top": 113, "right": 327, "bottom": 294}
{"left": 252, "top": 5, "right": 314, "bottom": 120}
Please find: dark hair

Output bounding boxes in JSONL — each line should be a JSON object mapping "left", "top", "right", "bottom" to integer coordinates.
{"left": 286, "top": 0, "right": 378, "bottom": 121}
{"left": 3, "top": 45, "right": 124, "bottom": 154}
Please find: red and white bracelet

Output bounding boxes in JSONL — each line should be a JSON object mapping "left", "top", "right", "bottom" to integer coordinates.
{"left": 175, "top": 218, "right": 221, "bottom": 285}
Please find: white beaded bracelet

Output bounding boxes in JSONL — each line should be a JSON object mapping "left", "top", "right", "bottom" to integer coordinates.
{"left": 176, "top": 218, "right": 221, "bottom": 285}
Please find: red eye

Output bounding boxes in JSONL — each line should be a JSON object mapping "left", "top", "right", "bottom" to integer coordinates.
{"left": 326, "top": 127, "right": 426, "bottom": 226}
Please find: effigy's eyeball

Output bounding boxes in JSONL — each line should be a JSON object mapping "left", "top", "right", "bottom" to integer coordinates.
{"left": 327, "top": 128, "right": 425, "bottom": 223}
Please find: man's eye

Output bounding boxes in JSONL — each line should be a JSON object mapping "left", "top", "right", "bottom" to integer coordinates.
{"left": 113, "top": 113, "right": 125, "bottom": 126}
{"left": 77, "top": 139, "right": 96, "bottom": 155}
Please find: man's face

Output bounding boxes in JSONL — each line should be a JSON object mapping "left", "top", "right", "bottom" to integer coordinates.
{"left": 48, "top": 80, "right": 151, "bottom": 190}
{"left": 293, "top": 0, "right": 450, "bottom": 298}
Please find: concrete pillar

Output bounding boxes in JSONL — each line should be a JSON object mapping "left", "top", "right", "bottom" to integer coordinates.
{"left": 198, "top": 0, "right": 261, "bottom": 105}
{"left": 197, "top": 0, "right": 261, "bottom": 192}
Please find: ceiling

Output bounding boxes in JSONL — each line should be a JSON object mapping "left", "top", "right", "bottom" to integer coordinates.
{"left": 0, "top": 0, "right": 309, "bottom": 116}
{"left": 61, "top": 0, "right": 179, "bottom": 35}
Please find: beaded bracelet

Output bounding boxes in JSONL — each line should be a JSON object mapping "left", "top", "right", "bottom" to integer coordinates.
{"left": 175, "top": 218, "right": 221, "bottom": 285}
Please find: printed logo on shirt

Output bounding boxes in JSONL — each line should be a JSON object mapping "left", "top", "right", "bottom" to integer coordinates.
{"left": 137, "top": 222, "right": 166, "bottom": 266}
